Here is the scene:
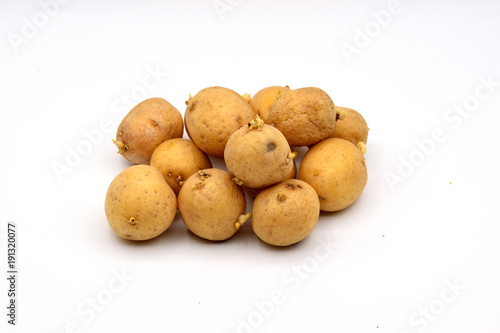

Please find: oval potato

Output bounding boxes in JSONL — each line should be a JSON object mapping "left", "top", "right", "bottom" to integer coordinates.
{"left": 252, "top": 179, "right": 319, "bottom": 246}
{"left": 114, "top": 97, "right": 184, "bottom": 165}
{"left": 299, "top": 138, "right": 367, "bottom": 212}
{"left": 184, "top": 86, "right": 254, "bottom": 157}
{"left": 105, "top": 165, "right": 177, "bottom": 241}
{"left": 150, "top": 138, "right": 212, "bottom": 196}
{"left": 178, "top": 168, "right": 248, "bottom": 241}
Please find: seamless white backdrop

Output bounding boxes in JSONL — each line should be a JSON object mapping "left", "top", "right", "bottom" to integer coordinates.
{"left": 1, "top": 1, "right": 499, "bottom": 332}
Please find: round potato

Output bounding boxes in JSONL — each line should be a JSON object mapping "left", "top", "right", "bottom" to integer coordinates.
{"left": 268, "top": 87, "right": 336, "bottom": 146}
{"left": 298, "top": 138, "right": 367, "bottom": 212}
{"left": 224, "top": 116, "right": 294, "bottom": 188}
{"left": 113, "top": 98, "right": 183, "bottom": 165}
{"left": 249, "top": 85, "right": 291, "bottom": 123}
{"left": 184, "top": 86, "right": 255, "bottom": 157}
{"left": 252, "top": 179, "right": 319, "bottom": 247}
{"left": 104, "top": 165, "right": 177, "bottom": 241}
{"left": 178, "top": 168, "right": 249, "bottom": 241}
{"left": 150, "top": 138, "right": 213, "bottom": 196}
{"left": 330, "top": 106, "right": 369, "bottom": 146}
{"left": 243, "top": 159, "right": 297, "bottom": 197}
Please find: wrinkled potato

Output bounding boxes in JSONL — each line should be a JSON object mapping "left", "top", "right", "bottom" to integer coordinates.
{"left": 150, "top": 138, "right": 213, "bottom": 196}
{"left": 184, "top": 86, "right": 255, "bottom": 157}
{"left": 178, "top": 168, "right": 249, "bottom": 241}
{"left": 104, "top": 165, "right": 177, "bottom": 241}
{"left": 243, "top": 159, "right": 297, "bottom": 197}
{"left": 249, "top": 85, "right": 291, "bottom": 123}
{"left": 268, "top": 87, "right": 336, "bottom": 147}
{"left": 252, "top": 179, "right": 319, "bottom": 247}
{"left": 330, "top": 106, "right": 369, "bottom": 147}
{"left": 224, "top": 116, "right": 294, "bottom": 188}
{"left": 298, "top": 138, "right": 367, "bottom": 212}
{"left": 113, "top": 98, "right": 183, "bottom": 165}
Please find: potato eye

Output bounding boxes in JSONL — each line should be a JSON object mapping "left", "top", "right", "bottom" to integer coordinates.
{"left": 266, "top": 142, "right": 276, "bottom": 152}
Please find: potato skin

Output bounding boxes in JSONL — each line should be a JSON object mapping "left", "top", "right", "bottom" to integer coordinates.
{"left": 178, "top": 168, "right": 246, "bottom": 241}
{"left": 184, "top": 86, "right": 255, "bottom": 157}
{"left": 249, "top": 85, "right": 291, "bottom": 123}
{"left": 115, "top": 98, "right": 183, "bottom": 165}
{"left": 252, "top": 179, "right": 319, "bottom": 246}
{"left": 298, "top": 138, "right": 367, "bottom": 212}
{"left": 243, "top": 159, "right": 297, "bottom": 197}
{"left": 268, "top": 87, "right": 336, "bottom": 147}
{"left": 224, "top": 124, "right": 293, "bottom": 188}
{"left": 330, "top": 106, "right": 369, "bottom": 145}
{"left": 104, "top": 165, "right": 177, "bottom": 241}
{"left": 150, "top": 138, "right": 212, "bottom": 196}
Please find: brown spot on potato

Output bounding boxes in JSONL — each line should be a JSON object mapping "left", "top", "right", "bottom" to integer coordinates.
{"left": 190, "top": 101, "right": 197, "bottom": 111}
{"left": 277, "top": 194, "right": 286, "bottom": 202}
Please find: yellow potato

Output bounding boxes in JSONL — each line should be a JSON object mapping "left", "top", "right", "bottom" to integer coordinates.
{"left": 114, "top": 98, "right": 183, "bottom": 165}
{"left": 150, "top": 138, "right": 212, "bottom": 196}
{"left": 184, "top": 86, "right": 255, "bottom": 157}
{"left": 178, "top": 169, "right": 249, "bottom": 241}
{"left": 249, "top": 85, "right": 291, "bottom": 123}
{"left": 298, "top": 138, "right": 367, "bottom": 212}
{"left": 268, "top": 87, "right": 336, "bottom": 146}
{"left": 252, "top": 179, "right": 319, "bottom": 246}
{"left": 243, "top": 159, "right": 297, "bottom": 197}
{"left": 224, "top": 116, "right": 294, "bottom": 188}
{"left": 330, "top": 106, "right": 369, "bottom": 145}
{"left": 104, "top": 165, "right": 177, "bottom": 241}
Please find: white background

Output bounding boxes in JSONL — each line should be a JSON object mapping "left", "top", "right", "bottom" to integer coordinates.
{"left": 1, "top": 0, "right": 499, "bottom": 332}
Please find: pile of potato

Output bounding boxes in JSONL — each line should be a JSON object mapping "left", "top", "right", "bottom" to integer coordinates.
{"left": 104, "top": 86, "right": 369, "bottom": 246}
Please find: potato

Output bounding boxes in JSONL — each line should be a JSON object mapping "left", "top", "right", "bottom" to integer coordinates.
{"left": 330, "top": 106, "right": 369, "bottom": 147}
{"left": 224, "top": 116, "right": 294, "bottom": 188}
{"left": 150, "top": 138, "right": 212, "bottom": 196}
{"left": 113, "top": 98, "right": 183, "bottom": 165}
{"left": 184, "top": 86, "right": 255, "bottom": 157}
{"left": 243, "top": 159, "right": 297, "bottom": 197}
{"left": 268, "top": 87, "right": 336, "bottom": 146}
{"left": 298, "top": 138, "right": 367, "bottom": 212}
{"left": 104, "top": 165, "right": 177, "bottom": 241}
{"left": 178, "top": 168, "right": 249, "bottom": 241}
{"left": 249, "top": 85, "right": 291, "bottom": 123}
{"left": 252, "top": 179, "right": 319, "bottom": 246}
{"left": 268, "top": 87, "right": 336, "bottom": 147}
